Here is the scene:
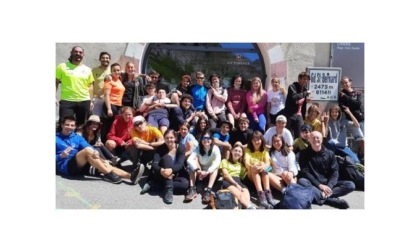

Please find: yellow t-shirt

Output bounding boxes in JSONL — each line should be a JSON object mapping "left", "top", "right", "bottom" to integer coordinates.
{"left": 244, "top": 148, "right": 269, "bottom": 167}
{"left": 219, "top": 159, "right": 247, "bottom": 179}
{"left": 92, "top": 66, "right": 111, "bottom": 97}
{"left": 56, "top": 62, "right": 94, "bottom": 101}
{"left": 130, "top": 125, "right": 163, "bottom": 142}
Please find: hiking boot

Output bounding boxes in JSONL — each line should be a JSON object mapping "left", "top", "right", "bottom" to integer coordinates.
{"left": 202, "top": 187, "right": 212, "bottom": 204}
{"left": 163, "top": 186, "right": 174, "bottom": 204}
{"left": 130, "top": 163, "right": 144, "bottom": 185}
{"left": 184, "top": 186, "right": 197, "bottom": 202}
{"left": 103, "top": 171, "right": 122, "bottom": 184}
{"left": 258, "top": 191, "right": 273, "bottom": 209}
{"left": 324, "top": 197, "right": 350, "bottom": 209}
{"left": 265, "top": 190, "right": 276, "bottom": 207}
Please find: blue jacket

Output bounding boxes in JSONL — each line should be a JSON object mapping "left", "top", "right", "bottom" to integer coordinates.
{"left": 56, "top": 132, "right": 90, "bottom": 175}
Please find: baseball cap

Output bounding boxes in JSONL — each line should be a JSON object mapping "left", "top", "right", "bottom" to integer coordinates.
{"left": 301, "top": 124, "right": 312, "bottom": 132}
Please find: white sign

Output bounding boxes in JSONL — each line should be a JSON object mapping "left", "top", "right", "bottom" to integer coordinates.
{"left": 308, "top": 67, "right": 341, "bottom": 101}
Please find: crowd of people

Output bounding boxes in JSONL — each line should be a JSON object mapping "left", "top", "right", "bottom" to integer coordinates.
{"left": 56, "top": 46, "right": 365, "bottom": 209}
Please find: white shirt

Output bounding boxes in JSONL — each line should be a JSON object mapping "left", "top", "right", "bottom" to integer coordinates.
{"left": 270, "top": 150, "right": 298, "bottom": 176}
{"left": 264, "top": 126, "right": 294, "bottom": 147}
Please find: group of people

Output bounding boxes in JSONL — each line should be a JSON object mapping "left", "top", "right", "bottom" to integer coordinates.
{"left": 56, "top": 46, "right": 365, "bottom": 209}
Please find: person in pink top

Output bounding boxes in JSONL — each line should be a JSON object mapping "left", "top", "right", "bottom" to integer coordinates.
{"left": 226, "top": 74, "right": 247, "bottom": 129}
{"left": 106, "top": 106, "right": 135, "bottom": 157}
{"left": 206, "top": 73, "right": 228, "bottom": 129}
{"left": 246, "top": 77, "right": 267, "bottom": 133}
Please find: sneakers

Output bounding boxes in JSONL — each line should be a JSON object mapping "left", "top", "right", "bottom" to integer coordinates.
{"left": 246, "top": 204, "right": 257, "bottom": 210}
{"left": 265, "top": 190, "right": 276, "bottom": 207}
{"left": 110, "top": 156, "right": 120, "bottom": 166}
{"left": 184, "top": 186, "right": 197, "bottom": 202}
{"left": 163, "top": 186, "right": 174, "bottom": 204}
{"left": 202, "top": 187, "right": 212, "bottom": 204}
{"left": 140, "top": 175, "right": 155, "bottom": 194}
{"left": 130, "top": 163, "right": 144, "bottom": 185}
{"left": 324, "top": 197, "right": 350, "bottom": 209}
{"left": 103, "top": 171, "right": 122, "bottom": 184}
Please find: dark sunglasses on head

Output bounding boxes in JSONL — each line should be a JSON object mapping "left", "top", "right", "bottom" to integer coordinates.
{"left": 134, "top": 121, "right": 144, "bottom": 126}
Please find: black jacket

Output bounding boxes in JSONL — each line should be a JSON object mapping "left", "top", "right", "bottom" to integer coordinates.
{"left": 283, "top": 82, "right": 310, "bottom": 119}
{"left": 298, "top": 146, "right": 339, "bottom": 189}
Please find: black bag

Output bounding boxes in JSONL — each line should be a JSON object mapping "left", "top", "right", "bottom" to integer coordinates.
{"left": 210, "top": 189, "right": 238, "bottom": 209}
{"left": 276, "top": 183, "right": 314, "bottom": 209}
{"left": 336, "top": 155, "right": 365, "bottom": 191}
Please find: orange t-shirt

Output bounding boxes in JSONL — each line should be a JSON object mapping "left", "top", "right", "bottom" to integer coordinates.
{"left": 104, "top": 79, "right": 125, "bottom": 106}
{"left": 130, "top": 125, "right": 163, "bottom": 142}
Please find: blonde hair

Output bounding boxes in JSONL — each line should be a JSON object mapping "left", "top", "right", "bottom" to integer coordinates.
{"left": 250, "top": 77, "right": 263, "bottom": 104}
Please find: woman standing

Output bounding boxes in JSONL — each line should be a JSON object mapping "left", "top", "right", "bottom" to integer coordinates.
{"left": 206, "top": 73, "right": 228, "bottom": 129}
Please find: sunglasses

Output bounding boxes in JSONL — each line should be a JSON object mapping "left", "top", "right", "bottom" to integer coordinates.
{"left": 202, "top": 136, "right": 212, "bottom": 140}
{"left": 196, "top": 77, "right": 205, "bottom": 80}
{"left": 134, "top": 121, "right": 144, "bottom": 126}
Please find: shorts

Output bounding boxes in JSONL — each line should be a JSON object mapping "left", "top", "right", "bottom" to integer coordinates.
{"left": 67, "top": 155, "right": 93, "bottom": 175}
{"left": 222, "top": 176, "right": 248, "bottom": 189}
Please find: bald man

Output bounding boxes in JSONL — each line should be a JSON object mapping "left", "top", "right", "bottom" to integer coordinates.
{"left": 297, "top": 131, "right": 355, "bottom": 209}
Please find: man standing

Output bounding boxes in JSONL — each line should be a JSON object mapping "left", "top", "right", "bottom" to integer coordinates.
{"left": 298, "top": 131, "right": 355, "bottom": 209}
{"left": 56, "top": 46, "right": 94, "bottom": 126}
{"left": 91, "top": 52, "right": 111, "bottom": 116}
{"left": 283, "top": 72, "right": 311, "bottom": 138}
{"left": 188, "top": 71, "right": 208, "bottom": 118}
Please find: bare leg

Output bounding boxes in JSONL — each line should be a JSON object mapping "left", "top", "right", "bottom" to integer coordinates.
{"left": 207, "top": 170, "right": 219, "bottom": 189}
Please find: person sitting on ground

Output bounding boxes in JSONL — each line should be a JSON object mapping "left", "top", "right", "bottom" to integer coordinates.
{"left": 127, "top": 115, "right": 164, "bottom": 173}
{"left": 56, "top": 116, "right": 142, "bottom": 185}
{"left": 143, "top": 130, "right": 189, "bottom": 204}
{"left": 191, "top": 116, "right": 210, "bottom": 141}
{"left": 212, "top": 121, "right": 233, "bottom": 160}
{"left": 244, "top": 131, "right": 275, "bottom": 209}
{"left": 77, "top": 115, "right": 117, "bottom": 164}
{"left": 185, "top": 130, "right": 221, "bottom": 204}
{"left": 298, "top": 131, "right": 355, "bottom": 209}
{"left": 138, "top": 83, "right": 157, "bottom": 117}
{"left": 229, "top": 117, "right": 253, "bottom": 149}
{"left": 263, "top": 115, "right": 294, "bottom": 150}
{"left": 268, "top": 134, "right": 299, "bottom": 193}
{"left": 106, "top": 106, "right": 135, "bottom": 158}
{"left": 219, "top": 143, "right": 257, "bottom": 209}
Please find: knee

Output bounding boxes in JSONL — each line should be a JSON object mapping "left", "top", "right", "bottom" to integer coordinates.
{"left": 106, "top": 140, "right": 116, "bottom": 150}
{"left": 298, "top": 178, "right": 311, "bottom": 187}
{"left": 345, "top": 181, "right": 356, "bottom": 192}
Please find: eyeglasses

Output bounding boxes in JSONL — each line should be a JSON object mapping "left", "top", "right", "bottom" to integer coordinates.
{"left": 202, "top": 136, "right": 212, "bottom": 140}
{"left": 134, "top": 122, "right": 144, "bottom": 126}
{"left": 151, "top": 76, "right": 159, "bottom": 79}
{"left": 196, "top": 77, "right": 205, "bottom": 80}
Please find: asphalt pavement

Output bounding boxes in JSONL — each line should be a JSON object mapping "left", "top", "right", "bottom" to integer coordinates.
{"left": 56, "top": 170, "right": 364, "bottom": 210}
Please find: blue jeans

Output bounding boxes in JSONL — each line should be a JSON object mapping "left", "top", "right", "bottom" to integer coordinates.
{"left": 326, "top": 140, "right": 360, "bottom": 164}
{"left": 247, "top": 113, "right": 266, "bottom": 134}
{"left": 298, "top": 178, "right": 355, "bottom": 205}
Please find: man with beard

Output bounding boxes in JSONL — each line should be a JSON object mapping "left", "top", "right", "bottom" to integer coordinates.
{"left": 56, "top": 46, "right": 94, "bottom": 126}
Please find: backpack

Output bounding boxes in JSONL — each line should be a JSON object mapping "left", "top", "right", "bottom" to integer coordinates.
{"left": 336, "top": 155, "right": 365, "bottom": 191}
{"left": 276, "top": 183, "right": 314, "bottom": 209}
{"left": 209, "top": 189, "right": 239, "bottom": 209}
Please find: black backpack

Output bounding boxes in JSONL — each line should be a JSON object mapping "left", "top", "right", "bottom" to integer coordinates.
{"left": 336, "top": 155, "right": 365, "bottom": 191}
{"left": 210, "top": 189, "right": 239, "bottom": 209}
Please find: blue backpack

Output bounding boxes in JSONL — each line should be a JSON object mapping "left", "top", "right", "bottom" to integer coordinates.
{"left": 277, "top": 183, "right": 314, "bottom": 209}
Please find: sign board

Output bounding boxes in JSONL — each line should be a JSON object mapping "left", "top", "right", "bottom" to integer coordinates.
{"left": 331, "top": 43, "right": 364, "bottom": 88}
{"left": 307, "top": 67, "right": 341, "bottom": 101}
